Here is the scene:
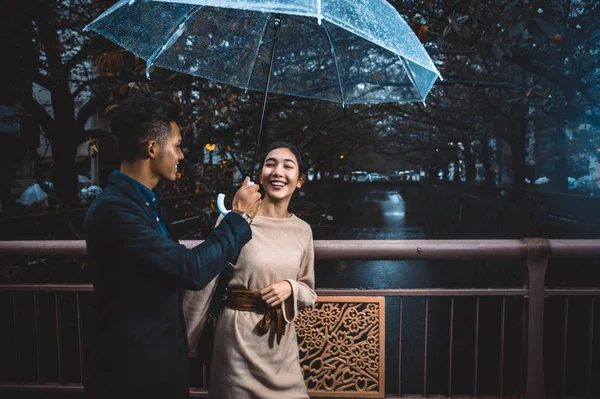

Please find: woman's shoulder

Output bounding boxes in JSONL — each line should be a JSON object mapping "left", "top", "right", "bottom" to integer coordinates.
{"left": 290, "top": 214, "right": 313, "bottom": 236}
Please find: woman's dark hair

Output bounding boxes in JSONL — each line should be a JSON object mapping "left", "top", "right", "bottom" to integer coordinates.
{"left": 261, "top": 141, "right": 307, "bottom": 177}
{"left": 108, "top": 93, "right": 181, "bottom": 161}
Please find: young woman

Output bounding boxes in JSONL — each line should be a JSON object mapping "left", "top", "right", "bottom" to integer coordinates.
{"left": 184, "top": 141, "right": 317, "bottom": 398}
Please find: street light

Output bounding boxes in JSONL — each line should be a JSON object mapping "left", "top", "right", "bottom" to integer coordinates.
{"left": 205, "top": 143, "right": 216, "bottom": 164}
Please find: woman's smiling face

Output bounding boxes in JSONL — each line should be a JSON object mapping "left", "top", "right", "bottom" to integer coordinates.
{"left": 260, "top": 147, "right": 305, "bottom": 202}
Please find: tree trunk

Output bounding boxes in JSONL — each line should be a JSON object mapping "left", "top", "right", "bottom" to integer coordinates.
{"left": 452, "top": 152, "right": 460, "bottom": 180}
{"left": 553, "top": 105, "right": 573, "bottom": 193}
{"left": 509, "top": 105, "right": 527, "bottom": 189}
{"left": 49, "top": 133, "right": 79, "bottom": 205}
{"left": 480, "top": 134, "right": 494, "bottom": 185}
{"left": 463, "top": 140, "right": 475, "bottom": 182}
{"left": 496, "top": 133, "right": 503, "bottom": 185}
{"left": 426, "top": 162, "right": 436, "bottom": 179}
{"left": 508, "top": 136, "right": 526, "bottom": 189}
{"left": 441, "top": 166, "right": 449, "bottom": 180}
{"left": 533, "top": 122, "right": 542, "bottom": 180}
{"left": 48, "top": 80, "right": 80, "bottom": 205}
{"left": 432, "top": 148, "right": 441, "bottom": 179}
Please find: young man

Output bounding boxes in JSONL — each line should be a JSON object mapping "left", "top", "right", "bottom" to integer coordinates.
{"left": 83, "top": 93, "right": 261, "bottom": 399}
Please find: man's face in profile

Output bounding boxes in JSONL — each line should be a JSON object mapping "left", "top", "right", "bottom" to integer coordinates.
{"left": 151, "top": 122, "right": 184, "bottom": 182}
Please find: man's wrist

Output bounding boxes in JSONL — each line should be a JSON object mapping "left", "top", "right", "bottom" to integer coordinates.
{"left": 231, "top": 209, "right": 252, "bottom": 224}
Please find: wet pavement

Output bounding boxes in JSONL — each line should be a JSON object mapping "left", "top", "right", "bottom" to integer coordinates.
{"left": 312, "top": 186, "right": 523, "bottom": 289}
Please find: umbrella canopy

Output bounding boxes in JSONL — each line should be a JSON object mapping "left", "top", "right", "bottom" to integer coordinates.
{"left": 78, "top": 175, "right": 92, "bottom": 184}
{"left": 86, "top": 0, "right": 441, "bottom": 104}
{"left": 18, "top": 183, "right": 49, "bottom": 206}
{"left": 79, "top": 185, "right": 103, "bottom": 199}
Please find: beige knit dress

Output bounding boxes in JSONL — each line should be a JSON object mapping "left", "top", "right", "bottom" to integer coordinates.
{"left": 184, "top": 215, "right": 317, "bottom": 399}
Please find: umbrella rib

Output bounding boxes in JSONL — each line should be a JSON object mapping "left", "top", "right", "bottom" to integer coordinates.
{"left": 322, "top": 22, "right": 345, "bottom": 106}
{"left": 253, "top": 15, "right": 282, "bottom": 176}
{"left": 145, "top": 5, "right": 204, "bottom": 79}
{"left": 399, "top": 57, "right": 424, "bottom": 102}
{"left": 316, "top": 0, "right": 323, "bottom": 24}
{"left": 83, "top": 0, "right": 129, "bottom": 31}
{"left": 244, "top": 14, "right": 272, "bottom": 90}
{"left": 324, "top": 17, "right": 440, "bottom": 78}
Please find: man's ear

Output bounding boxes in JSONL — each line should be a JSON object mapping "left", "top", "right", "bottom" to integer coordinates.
{"left": 146, "top": 140, "right": 157, "bottom": 159}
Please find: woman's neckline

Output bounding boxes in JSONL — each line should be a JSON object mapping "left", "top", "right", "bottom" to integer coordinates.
{"left": 254, "top": 213, "right": 295, "bottom": 220}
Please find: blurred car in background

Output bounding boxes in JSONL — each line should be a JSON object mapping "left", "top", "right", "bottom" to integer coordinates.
{"left": 390, "top": 170, "right": 419, "bottom": 181}
{"left": 350, "top": 171, "right": 369, "bottom": 182}
{"left": 367, "top": 173, "right": 388, "bottom": 182}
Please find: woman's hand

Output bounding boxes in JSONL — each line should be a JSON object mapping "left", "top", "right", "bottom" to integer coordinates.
{"left": 259, "top": 281, "right": 293, "bottom": 307}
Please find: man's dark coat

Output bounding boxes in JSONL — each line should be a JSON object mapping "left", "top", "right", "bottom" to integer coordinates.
{"left": 83, "top": 173, "right": 251, "bottom": 398}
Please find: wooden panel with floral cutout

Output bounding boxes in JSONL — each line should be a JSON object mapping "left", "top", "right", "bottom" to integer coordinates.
{"left": 295, "top": 296, "right": 385, "bottom": 398}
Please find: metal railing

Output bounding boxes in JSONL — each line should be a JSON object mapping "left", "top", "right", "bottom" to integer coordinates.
{"left": 1, "top": 239, "right": 599, "bottom": 398}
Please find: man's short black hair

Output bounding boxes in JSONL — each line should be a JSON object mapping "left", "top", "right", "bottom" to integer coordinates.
{"left": 109, "top": 93, "right": 182, "bottom": 161}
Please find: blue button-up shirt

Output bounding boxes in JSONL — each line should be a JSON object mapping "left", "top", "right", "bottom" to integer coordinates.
{"left": 113, "top": 171, "right": 170, "bottom": 238}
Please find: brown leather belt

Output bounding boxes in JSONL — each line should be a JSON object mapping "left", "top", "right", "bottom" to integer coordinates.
{"left": 226, "top": 288, "right": 286, "bottom": 344}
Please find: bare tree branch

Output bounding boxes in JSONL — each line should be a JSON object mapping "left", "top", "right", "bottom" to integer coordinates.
{"left": 76, "top": 95, "right": 105, "bottom": 129}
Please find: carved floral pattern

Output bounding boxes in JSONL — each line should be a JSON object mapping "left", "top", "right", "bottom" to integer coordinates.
{"left": 295, "top": 298, "right": 384, "bottom": 398}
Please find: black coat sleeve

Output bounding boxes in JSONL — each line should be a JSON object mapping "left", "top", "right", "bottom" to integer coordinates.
{"left": 91, "top": 196, "right": 251, "bottom": 290}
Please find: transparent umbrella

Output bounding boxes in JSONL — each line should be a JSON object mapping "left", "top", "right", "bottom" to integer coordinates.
{"left": 86, "top": 0, "right": 440, "bottom": 104}
{"left": 79, "top": 185, "right": 103, "bottom": 199}
{"left": 86, "top": 0, "right": 442, "bottom": 212}
{"left": 78, "top": 175, "right": 92, "bottom": 184}
{"left": 18, "top": 183, "right": 49, "bottom": 206}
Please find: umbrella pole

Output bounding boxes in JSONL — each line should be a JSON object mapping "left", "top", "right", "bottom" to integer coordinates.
{"left": 251, "top": 15, "right": 282, "bottom": 178}
{"left": 217, "top": 15, "right": 281, "bottom": 216}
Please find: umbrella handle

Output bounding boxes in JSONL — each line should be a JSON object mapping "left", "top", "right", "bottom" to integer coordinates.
{"left": 216, "top": 193, "right": 230, "bottom": 215}
{"left": 216, "top": 182, "right": 255, "bottom": 216}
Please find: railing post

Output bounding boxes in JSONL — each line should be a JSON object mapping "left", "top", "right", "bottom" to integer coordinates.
{"left": 524, "top": 238, "right": 549, "bottom": 399}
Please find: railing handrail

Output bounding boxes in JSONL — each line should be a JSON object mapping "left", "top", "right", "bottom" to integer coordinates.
{"left": 1, "top": 239, "right": 600, "bottom": 259}
{"left": 2, "top": 285, "right": 600, "bottom": 297}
